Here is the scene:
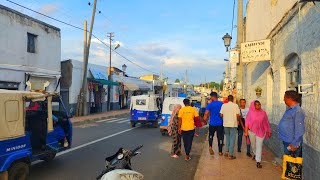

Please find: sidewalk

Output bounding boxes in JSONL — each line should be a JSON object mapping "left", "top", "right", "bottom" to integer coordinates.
{"left": 70, "top": 109, "right": 129, "bottom": 124}
{"left": 194, "top": 133, "right": 283, "bottom": 180}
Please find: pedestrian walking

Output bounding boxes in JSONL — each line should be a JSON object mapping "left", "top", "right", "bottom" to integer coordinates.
{"left": 237, "top": 99, "right": 251, "bottom": 157}
{"left": 191, "top": 102, "right": 199, "bottom": 137}
{"left": 244, "top": 100, "right": 271, "bottom": 168}
{"left": 168, "top": 104, "right": 182, "bottom": 158}
{"left": 203, "top": 92, "right": 224, "bottom": 156}
{"left": 220, "top": 95, "right": 240, "bottom": 160}
{"left": 279, "top": 90, "right": 305, "bottom": 157}
{"left": 178, "top": 98, "right": 202, "bottom": 161}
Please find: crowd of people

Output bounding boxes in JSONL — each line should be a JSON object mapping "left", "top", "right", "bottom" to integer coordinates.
{"left": 167, "top": 90, "right": 305, "bottom": 169}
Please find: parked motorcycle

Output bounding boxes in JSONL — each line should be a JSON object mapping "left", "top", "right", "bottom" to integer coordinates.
{"left": 97, "top": 145, "right": 144, "bottom": 180}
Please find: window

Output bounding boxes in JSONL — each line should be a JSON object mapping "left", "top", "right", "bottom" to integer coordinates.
{"left": 27, "top": 33, "right": 37, "bottom": 53}
{"left": 136, "top": 99, "right": 146, "bottom": 105}
{"left": 169, "top": 104, "right": 175, "bottom": 111}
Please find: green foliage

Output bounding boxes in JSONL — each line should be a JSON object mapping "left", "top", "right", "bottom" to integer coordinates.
{"left": 174, "top": 79, "right": 180, "bottom": 83}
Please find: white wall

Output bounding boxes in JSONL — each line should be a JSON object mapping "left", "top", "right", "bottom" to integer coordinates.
{"left": 0, "top": 5, "right": 61, "bottom": 91}
{"left": 246, "top": 0, "right": 297, "bottom": 41}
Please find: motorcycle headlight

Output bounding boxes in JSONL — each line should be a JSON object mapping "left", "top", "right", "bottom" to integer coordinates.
{"left": 117, "top": 153, "right": 124, "bottom": 160}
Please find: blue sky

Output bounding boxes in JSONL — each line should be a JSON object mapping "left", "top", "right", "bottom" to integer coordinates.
{"left": 2, "top": 0, "right": 247, "bottom": 84}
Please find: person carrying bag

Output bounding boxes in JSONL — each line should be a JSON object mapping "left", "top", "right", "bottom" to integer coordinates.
{"left": 282, "top": 152, "right": 303, "bottom": 180}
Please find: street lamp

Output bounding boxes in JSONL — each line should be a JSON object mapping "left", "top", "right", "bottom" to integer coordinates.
{"left": 122, "top": 64, "right": 127, "bottom": 76}
{"left": 115, "top": 43, "right": 120, "bottom": 50}
{"left": 222, "top": 33, "right": 232, "bottom": 52}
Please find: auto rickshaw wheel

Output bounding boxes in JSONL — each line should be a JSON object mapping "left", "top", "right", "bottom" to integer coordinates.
{"left": 43, "top": 152, "right": 56, "bottom": 162}
{"left": 152, "top": 121, "right": 158, "bottom": 128}
{"left": 8, "top": 162, "right": 29, "bottom": 180}
{"left": 131, "top": 122, "right": 136, "bottom": 127}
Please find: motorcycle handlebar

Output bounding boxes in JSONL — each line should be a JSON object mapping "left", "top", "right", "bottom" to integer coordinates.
{"left": 131, "top": 145, "right": 143, "bottom": 154}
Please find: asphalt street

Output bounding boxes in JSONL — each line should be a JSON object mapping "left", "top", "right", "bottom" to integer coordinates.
{"left": 29, "top": 115, "right": 207, "bottom": 180}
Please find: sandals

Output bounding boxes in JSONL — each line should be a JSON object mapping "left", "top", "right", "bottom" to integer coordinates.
{"left": 224, "top": 152, "right": 229, "bottom": 157}
{"left": 185, "top": 155, "right": 191, "bottom": 161}
{"left": 228, "top": 156, "right": 236, "bottom": 160}
{"left": 171, "top": 154, "right": 179, "bottom": 159}
{"left": 209, "top": 148, "right": 214, "bottom": 155}
{"left": 219, "top": 152, "right": 223, "bottom": 156}
{"left": 252, "top": 155, "right": 256, "bottom": 160}
{"left": 256, "top": 162, "right": 262, "bottom": 168}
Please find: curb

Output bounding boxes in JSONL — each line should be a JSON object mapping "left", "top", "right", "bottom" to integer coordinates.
{"left": 71, "top": 110, "right": 129, "bottom": 125}
{"left": 194, "top": 129, "right": 209, "bottom": 180}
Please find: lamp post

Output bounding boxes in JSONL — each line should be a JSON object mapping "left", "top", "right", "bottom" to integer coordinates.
{"left": 107, "top": 40, "right": 120, "bottom": 111}
{"left": 222, "top": 33, "right": 232, "bottom": 52}
{"left": 122, "top": 64, "right": 127, "bottom": 76}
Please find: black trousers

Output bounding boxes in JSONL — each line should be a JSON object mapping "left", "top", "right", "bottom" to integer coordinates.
{"left": 182, "top": 130, "right": 195, "bottom": 156}
{"left": 209, "top": 125, "right": 224, "bottom": 153}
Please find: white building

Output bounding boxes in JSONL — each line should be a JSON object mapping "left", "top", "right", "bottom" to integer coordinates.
{"left": 0, "top": 5, "right": 61, "bottom": 91}
{"left": 61, "top": 60, "right": 152, "bottom": 115}
{"left": 243, "top": 1, "right": 320, "bottom": 179}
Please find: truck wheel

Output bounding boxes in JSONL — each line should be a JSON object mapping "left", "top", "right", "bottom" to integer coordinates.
{"left": 131, "top": 122, "right": 136, "bottom": 127}
{"left": 43, "top": 152, "right": 56, "bottom": 162}
{"left": 8, "top": 162, "right": 29, "bottom": 180}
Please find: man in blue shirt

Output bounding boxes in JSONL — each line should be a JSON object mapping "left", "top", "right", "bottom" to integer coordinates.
{"left": 203, "top": 92, "right": 224, "bottom": 156}
{"left": 279, "top": 90, "right": 305, "bottom": 157}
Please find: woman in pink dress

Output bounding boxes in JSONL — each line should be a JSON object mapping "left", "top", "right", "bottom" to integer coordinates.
{"left": 244, "top": 100, "right": 272, "bottom": 168}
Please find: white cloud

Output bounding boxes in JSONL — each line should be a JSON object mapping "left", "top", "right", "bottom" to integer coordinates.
{"left": 39, "top": 4, "right": 59, "bottom": 15}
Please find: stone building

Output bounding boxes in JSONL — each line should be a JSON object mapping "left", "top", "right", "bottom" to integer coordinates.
{"left": 243, "top": 1, "right": 320, "bottom": 179}
{"left": 0, "top": 5, "right": 61, "bottom": 91}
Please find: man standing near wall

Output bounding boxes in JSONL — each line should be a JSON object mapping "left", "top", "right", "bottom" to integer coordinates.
{"left": 220, "top": 95, "right": 240, "bottom": 159}
{"left": 279, "top": 90, "right": 305, "bottom": 157}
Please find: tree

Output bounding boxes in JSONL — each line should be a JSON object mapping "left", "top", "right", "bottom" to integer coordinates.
{"left": 174, "top": 79, "right": 180, "bottom": 83}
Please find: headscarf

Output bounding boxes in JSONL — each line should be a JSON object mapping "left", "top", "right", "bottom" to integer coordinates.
{"left": 168, "top": 104, "right": 182, "bottom": 136}
{"left": 246, "top": 100, "right": 271, "bottom": 139}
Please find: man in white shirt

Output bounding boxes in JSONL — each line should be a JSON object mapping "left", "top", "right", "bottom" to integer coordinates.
{"left": 238, "top": 99, "right": 251, "bottom": 157}
{"left": 220, "top": 95, "right": 240, "bottom": 159}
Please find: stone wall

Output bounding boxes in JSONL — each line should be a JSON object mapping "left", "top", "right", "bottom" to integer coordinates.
{"left": 244, "top": 2, "right": 320, "bottom": 179}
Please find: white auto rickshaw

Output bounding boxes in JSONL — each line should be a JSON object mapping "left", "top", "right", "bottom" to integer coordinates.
{"left": 130, "top": 94, "right": 160, "bottom": 128}
{"left": 159, "top": 97, "right": 185, "bottom": 135}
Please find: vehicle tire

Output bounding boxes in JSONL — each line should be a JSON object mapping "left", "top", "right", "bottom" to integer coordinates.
{"left": 152, "top": 121, "right": 158, "bottom": 128}
{"left": 43, "top": 152, "right": 56, "bottom": 162}
{"left": 131, "top": 122, "right": 136, "bottom": 127}
{"left": 8, "top": 162, "right": 29, "bottom": 180}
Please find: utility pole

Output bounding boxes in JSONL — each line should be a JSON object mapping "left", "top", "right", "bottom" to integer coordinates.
{"left": 81, "top": 20, "right": 88, "bottom": 116}
{"left": 78, "top": 0, "right": 97, "bottom": 116}
{"left": 107, "top": 32, "right": 114, "bottom": 111}
{"left": 236, "top": 0, "right": 244, "bottom": 101}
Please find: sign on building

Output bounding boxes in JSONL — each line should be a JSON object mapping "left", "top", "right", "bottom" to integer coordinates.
{"left": 230, "top": 50, "right": 239, "bottom": 63}
{"left": 241, "top": 39, "right": 271, "bottom": 63}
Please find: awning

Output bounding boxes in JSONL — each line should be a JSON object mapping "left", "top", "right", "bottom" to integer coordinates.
{"left": 89, "top": 69, "right": 119, "bottom": 86}
{"left": 123, "top": 82, "right": 139, "bottom": 91}
{"left": 90, "top": 79, "right": 119, "bottom": 86}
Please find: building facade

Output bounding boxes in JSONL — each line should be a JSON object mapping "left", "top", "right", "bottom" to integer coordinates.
{"left": 0, "top": 5, "right": 61, "bottom": 91}
{"left": 243, "top": 1, "right": 320, "bottom": 179}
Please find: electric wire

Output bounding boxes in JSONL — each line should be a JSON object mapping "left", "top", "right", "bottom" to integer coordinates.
{"left": 231, "top": 0, "right": 236, "bottom": 37}
{"left": 5, "top": 0, "right": 162, "bottom": 76}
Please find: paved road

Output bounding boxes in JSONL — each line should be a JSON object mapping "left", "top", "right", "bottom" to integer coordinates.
{"left": 29, "top": 115, "right": 207, "bottom": 180}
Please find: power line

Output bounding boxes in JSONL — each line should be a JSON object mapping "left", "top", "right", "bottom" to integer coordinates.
{"left": 231, "top": 0, "right": 236, "bottom": 37}
{"left": 5, "top": 0, "right": 163, "bottom": 76}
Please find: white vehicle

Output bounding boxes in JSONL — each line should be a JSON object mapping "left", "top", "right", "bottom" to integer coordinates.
{"left": 159, "top": 97, "right": 185, "bottom": 135}
{"left": 97, "top": 146, "right": 144, "bottom": 180}
{"left": 130, "top": 95, "right": 160, "bottom": 128}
